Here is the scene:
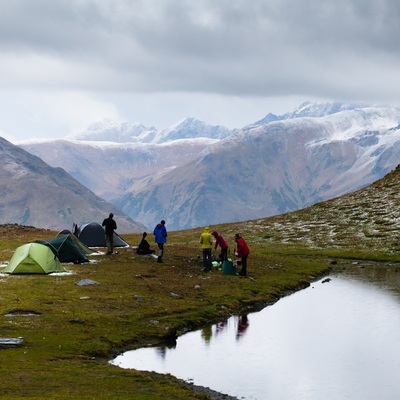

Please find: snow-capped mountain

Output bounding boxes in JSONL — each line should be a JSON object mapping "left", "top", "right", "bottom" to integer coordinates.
{"left": 251, "top": 101, "right": 367, "bottom": 126}
{"left": 68, "top": 117, "right": 232, "bottom": 144}
{"left": 155, "top": 117, "right": 233, "bottom": 143}
{"left": 67, "top": 119, "right": 159, "bottom": 143}
{"left": 115, "top": 105, "right": 400, "bottom": 230}
{"left": 17, "top": 103, "right": 400, "bottom": 231}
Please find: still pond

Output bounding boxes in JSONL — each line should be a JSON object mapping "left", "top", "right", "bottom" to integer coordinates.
{"left": 111, "top": 264, "right": 400, "bottom": 400}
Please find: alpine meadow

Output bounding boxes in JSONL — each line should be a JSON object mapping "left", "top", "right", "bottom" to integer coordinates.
{"left": 0, "top": 165, "right": 399, "bottom": 398}
{"left": 1, "top": 102, "right": 400, "bottom": 398}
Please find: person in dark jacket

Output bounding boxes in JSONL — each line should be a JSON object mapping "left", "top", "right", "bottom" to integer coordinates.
{"left": 102, "top": 213, "right": 117, "bottom": 255}
{"left": 234, "top": 233, "right": 250, "bottom": 276}
{"left": 153, "top": 220, "right": 167, "bottom": 263}
{"left": 136, "top": 232, "right": 155, "bottom": 255}
{"left": 211, "top": 230, "right": 229, "bottom": 263}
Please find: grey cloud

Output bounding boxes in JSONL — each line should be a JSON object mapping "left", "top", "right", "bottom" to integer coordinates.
{"left": 0, "top": 0, "right": 399, "bottom": 100}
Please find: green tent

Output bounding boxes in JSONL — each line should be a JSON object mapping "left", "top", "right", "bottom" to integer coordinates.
{"left": 4, "top": 243, "right": 64, "bottom": 274}
{"left": 55, "top": 232, "right": 96, "bottom": 257}
{"left": 36, "top": 234, "right": 91, "bottom": 263}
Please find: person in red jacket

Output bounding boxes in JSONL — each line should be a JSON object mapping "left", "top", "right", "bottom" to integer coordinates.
{"left": 211, "top": 230, "right": 229, "bottom": 263}
{"left": 234, "top": 233, "right": 250, "bottom": 276}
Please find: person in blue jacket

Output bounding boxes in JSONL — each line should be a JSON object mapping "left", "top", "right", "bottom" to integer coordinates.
{"left": 153, "top": 220, "right": 167, "bottom": 263}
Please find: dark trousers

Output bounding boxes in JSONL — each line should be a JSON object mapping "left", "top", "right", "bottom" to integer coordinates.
{"left": 105, "top": 233, "right": 114, "bottom": 254}
{"left": 202, "top": 248, "right": 212, "bottom": 270}
{"left": 239, "top": 255, "right": 248, "bottom": 275}
{"left": 219, "top": 247, "right": 228, "bottom": 262}
{"left": 157, "top": 243, "right": 164, "bottom": 261}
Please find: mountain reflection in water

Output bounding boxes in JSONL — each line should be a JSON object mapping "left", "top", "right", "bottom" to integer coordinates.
{"left": 111, "top": 269, "right": 400, "bottom": 400}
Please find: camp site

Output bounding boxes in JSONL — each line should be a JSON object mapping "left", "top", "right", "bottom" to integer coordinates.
{"left": 3, "top": 229, "right": 98, "bottom": 275}
{"left": 0, "top": 198, "right": 399, "bottom": 400}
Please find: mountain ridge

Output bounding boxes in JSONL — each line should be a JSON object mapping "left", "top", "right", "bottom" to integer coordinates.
{"left": 115, "top": 105, "right": 399, "bottom": 229}
{"left": 16, "top": 102, "right": 400, "bottom": 231}
{"left": 66, "top": 116, "right": 232, "bottom": 144}
{"left": 251, "top": 101, "right": 367, "bottom": 126}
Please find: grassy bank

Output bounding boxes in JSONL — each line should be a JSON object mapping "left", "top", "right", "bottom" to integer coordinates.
{"left": 0, "top": 224, "right": 340, "bottom": 399}
{"left": 1, "top": 168, "right": 399, "bottom": 398}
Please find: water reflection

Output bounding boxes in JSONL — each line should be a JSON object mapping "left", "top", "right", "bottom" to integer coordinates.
{"left": 155, "top": 337, "right": 176, "bottom": 359}
{"left": 201, "top": 324, "right": 212, "bottom": 343}
{"left": 111, "top": 271, "right": 400, "bottom": 400}
{"left": 236, "top": 314, "right": 249, "bottom": 340}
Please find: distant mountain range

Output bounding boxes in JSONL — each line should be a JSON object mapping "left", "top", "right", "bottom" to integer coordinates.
{"left": 250, "top": 101, "right": 366, "bottom": 125}
{"left": 0, "top": 137, "right": 145, "bottom": 233}
{"left": 17, "top": 102, "right": 400, "bottom": 231}
{"left": 66, "top": 116, "right": 232, "bottom": 144}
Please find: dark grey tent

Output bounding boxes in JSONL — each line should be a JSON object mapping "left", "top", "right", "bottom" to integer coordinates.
{"left": 58, "top": 229, "right": 72, "bottom": 235}
{"left": 56, "top": 232, "right": 95, "bottom": 256}
{"left": 75, "top": 222, "right": 129, "bottom": 248}
{"left": 35, "top": 235, "right": 90, "bottom": 264}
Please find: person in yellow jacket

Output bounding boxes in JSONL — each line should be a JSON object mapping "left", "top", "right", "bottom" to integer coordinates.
{"left": 200, "top": 227, "right": 213, "bottom": 272}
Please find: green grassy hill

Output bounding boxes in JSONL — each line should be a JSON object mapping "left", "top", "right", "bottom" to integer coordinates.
{"left": 213, "top": 163, "right": 400, "bottom": 259}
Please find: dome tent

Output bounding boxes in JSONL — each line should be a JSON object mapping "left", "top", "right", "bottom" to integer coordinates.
{"left": 35, "top": 234, "right": 92, "bottom": 264}
{"left": 55, "top": 232, "right": 96, "bottom": 256}
{"left": 76, "top": 222, "right": 129, "bottom": 248}
{"left": 4, "top": 243, "right": 64, "bottom": 274}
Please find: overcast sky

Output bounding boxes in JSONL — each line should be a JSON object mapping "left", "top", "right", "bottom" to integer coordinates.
{"left": 1, "top": 0, "right": 399, "bottom": 142}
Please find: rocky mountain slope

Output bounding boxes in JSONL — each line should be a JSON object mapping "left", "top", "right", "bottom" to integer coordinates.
{"left": 116, "top": 106, "right": 400, "bottom": 230}
{"left": 0, "top": 137, "right": 144, "bottom": 233}
{"left": 17, "top": 103, "right": 400, "bottom": 231}
{"left": 20, "top": 138, "right": 218, "bottom": 201}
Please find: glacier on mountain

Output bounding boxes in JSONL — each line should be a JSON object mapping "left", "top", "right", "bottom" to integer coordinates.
{"left": 17, "top": 102, "right": 400, "bottom": 231}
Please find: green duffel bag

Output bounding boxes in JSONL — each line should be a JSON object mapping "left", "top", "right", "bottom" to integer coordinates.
{"left": 222, "top": 260, "right": 236, "bottom": 275}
